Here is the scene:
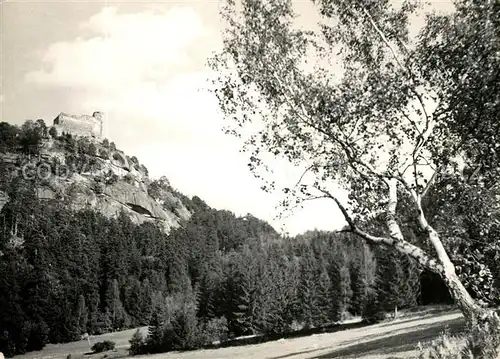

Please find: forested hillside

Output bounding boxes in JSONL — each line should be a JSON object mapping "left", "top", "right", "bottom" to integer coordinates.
{"left": 0, "top": 119, "right": 491, "bottom": 358}
{"left": 0, "top": 182, "right": 427, "bottom": 357}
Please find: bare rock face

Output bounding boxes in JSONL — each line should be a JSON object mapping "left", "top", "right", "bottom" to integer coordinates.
{"left": 101, "top": 182, "right": 184, "bottom": 230}
{"left": 48, "top": 169, "right": 190, "bottom": 233}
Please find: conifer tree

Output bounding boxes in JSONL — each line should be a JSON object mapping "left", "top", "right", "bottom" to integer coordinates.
{"left": 105, "top": 279, "right": 126, "bottom": 330}
{"left": 297, "top": 244, "right": 318, "bottom": 329}
{"left": 75, "top": 295, "right": 88, "bottom": 335}
{"left": 141, "top": 279, "right": 153, "bottom": 325}
{"left": 315, "top": 261, "right": 332, "bottom": 326}
{"left": 146, "top": 308, "right": 165, "bottom": 353}
{"left": 349, "top": 261, "right": 365, "bottom": 316}
{"left": 339, "top": 263, "right": 353, "bottom": 319}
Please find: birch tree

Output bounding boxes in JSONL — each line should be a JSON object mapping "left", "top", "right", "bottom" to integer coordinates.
{"left": 210, "top": 0, "right": 500, "bottom": 356}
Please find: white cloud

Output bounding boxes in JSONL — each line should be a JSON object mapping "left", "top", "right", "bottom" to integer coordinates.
{"left": 26, "top": 6, "right": 204, "bottom": 91}
{"left": 24, "top": 5, "right": 346, "bottom": 235}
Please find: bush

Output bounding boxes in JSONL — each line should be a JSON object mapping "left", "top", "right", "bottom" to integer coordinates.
{"left": 99, "top": 149, "right": 109, "bottom": 160}
{"left": 93, "top": 180, "right": 105, "bottom": 194}
{"left": 417, "top": 330, "right": 471, "bottom": 359}
{"left": 129, "top": 329, "right": 146, "bottom": 356}
{"left": 91, "top": 340, "right": 115, "bottom": 353}
{"left": 169, "top": 301, "right": 202, "bottom": 350}
{"left": 144, "top": 294, "right": 205, "bottom": 354}
{"left": 130, "top": 156, "right": 139, "bottom": 165}
{"left": 123, "top": 174, "right": 135, "bottom": 185}
{"left": 465, "top": 311, "right": 500, "bottom": 358}
{"left": 201, "top": 317, "right": 229, "bottom": 344}
{"left": 49, "top": 126, "right": 58, "bottom": 138}
{"left": 105, "top": 172, "right": 119, "bottom": 185}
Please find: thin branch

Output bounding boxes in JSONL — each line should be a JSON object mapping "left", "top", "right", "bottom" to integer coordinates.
{"left": 362, "top": 7, "right": 432, "bottom": 143}
{"left": 402, "top": 111, "right": 424, "bottom": 137}
{"left": 270, "top": 71, "right": 388, "bottom": 184}
{"left": 362, "top": 8, "right": 404, "bottom": 69}
{"left": 294, "top": 164, "right": 316, "bottom": 188}
{"left": 276, "top": 194, "right": 328, "bottom": 220}
{"left": 421, "top": 166, "right": 440, "bottom": 199}
{"left": 316, "top": 187, "right": 355, "bottom": 229}
{"left": 315, "top": 185, "right": 444, "bottom": 274}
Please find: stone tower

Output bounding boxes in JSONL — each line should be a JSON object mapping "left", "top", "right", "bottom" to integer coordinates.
{"left": 52, "top": 111, "right": 104, "bottom": 139}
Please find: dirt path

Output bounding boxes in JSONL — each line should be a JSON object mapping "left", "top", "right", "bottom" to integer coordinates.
{"left": 14, "top": 310, "right": 464, "bottom": 359}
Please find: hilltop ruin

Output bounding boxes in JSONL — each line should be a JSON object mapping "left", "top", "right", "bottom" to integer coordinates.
{"left": 52, "top": 111, "right": 103, "bottom": 139}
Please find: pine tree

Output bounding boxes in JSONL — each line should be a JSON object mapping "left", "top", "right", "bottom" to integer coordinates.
{"left": 75, "top": 294, "right": 88, "bottom": 335}
{"left": 105, "top": 279, "right": 126, "bottom": 330}
{"left": 265, "top": 244, "right": 293, "bottom": 334}
{"left": 375, "top": 248, "right": 420, "bottom": 317}
{"left": 128, "top": 329, "right": 146, "bottom": 356}
{"left": 314, "top": 262, "right": 332, "bottom": 327}
{"left": 362, "top": 287, "right": 385, "bottom": 324}
{"left": 170, "top": 299, "right": 201, "bottom": 350}
{"left": 297, "top": 244, "right": 318, "bottom": 329}
{"left": 252, "top": 245, "right": 276, "bottom": 333}
{"left": 124, "top": 277, "right": 142, "bottom": 327}
{"left": 349, "top": 261, "right": 365, "bottom": 316}
{"left": 228, "top": 246, "right": 258, "bottom": 336}
{"left": 140, "top": 279, "right": 153, "bottom": 325}
{"left": 146, "top": 308, "right": 165, "bottom": 353}
{"left": 339, "top": 263, "right": 353, "bottom": 319}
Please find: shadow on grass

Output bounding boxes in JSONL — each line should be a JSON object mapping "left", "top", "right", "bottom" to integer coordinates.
{"left": 310, "top": 317, "right": 466, "bottom": 359}
{"left": 265, "top": 317, "right": 465, "bottom": 359}
{"left": 206, "top": 321, "right": 370, "bottom": 350}
{"left": 376, "top": 308, "right": 461, "bottom": 330}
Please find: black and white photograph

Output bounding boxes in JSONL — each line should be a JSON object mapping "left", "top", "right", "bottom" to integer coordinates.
{"left": 0, "top": 0, "right": 499, "bottom": 358}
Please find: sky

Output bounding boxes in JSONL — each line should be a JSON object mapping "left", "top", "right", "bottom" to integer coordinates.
{"left": 0, "top": 0, "right": 453, "bottom": 235}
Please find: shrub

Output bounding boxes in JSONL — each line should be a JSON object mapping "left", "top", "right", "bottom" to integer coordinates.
{"left": 93, "top": 181, "right": 105, "bottom": 194}
{"left": 99, "top": 149, "right": 109, "bottom": 160}
{"left": 144, "top": 294, "right": 205, "bottom": 354}
{"left": 105, "top": 172, "right": 119, "bottom": 185}
{"left": 123, "top": 174, "right": 135, "bottom": 185}
{"left": 130, "top": 156, "right": 139, "bottom": 165}
{"left": 169, "top": 301, "right": 202, "bottom": 350}
{"left": 465, "top": 312, "right": 500, "bottom": 358}
{"left": 201, "top": 317, "right": 229, "bottom": 344}
{"left": 128, "top": 329, "right": 147, "bottom": 356}
{"left": 91, "top": 340, "right": 115, "bottom": 353}
{"left": 49, "top": 127, "right": 58, "bottom": 138}
{"left": 140, "top": 164, "right": 149, "bottom": 177}
{"left": 417, "top": 330, "right": 471, "bottom": 359}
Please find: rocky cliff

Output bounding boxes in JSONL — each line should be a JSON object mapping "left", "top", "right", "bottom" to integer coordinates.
{"left": 0, "top": 120, "right": 191, "bottom": 233}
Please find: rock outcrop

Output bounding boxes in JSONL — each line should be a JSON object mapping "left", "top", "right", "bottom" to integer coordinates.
{"left": 0, "top": 115, "right": 191, "bottom": 233}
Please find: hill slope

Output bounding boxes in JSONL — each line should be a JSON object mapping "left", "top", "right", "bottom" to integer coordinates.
{"left": 0, "top": 118, "right": 190, "bottom": 233}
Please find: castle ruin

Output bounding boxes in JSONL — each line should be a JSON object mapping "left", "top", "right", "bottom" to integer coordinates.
{"left": 52, "top": 111, "right": 103, "bottom": 139}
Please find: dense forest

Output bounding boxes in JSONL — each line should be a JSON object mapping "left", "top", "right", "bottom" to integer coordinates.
{"left": 0, "top": 183, "right": 436, "bottom": 357}
{"left": 0, "top": 120, "right": 494, "bottom": 357}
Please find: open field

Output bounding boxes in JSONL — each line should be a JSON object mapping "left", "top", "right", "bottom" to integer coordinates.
{"left": 14, "top": 307, "right": 465, "bottom": 359}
